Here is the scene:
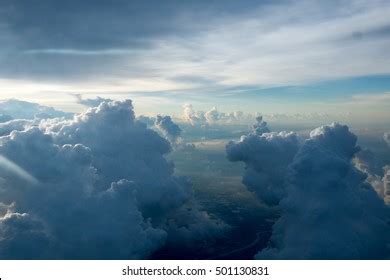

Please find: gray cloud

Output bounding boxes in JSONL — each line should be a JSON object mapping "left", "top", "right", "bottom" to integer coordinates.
{"left": 0, "top": 99, "right": 223, "bottom": 259}
{"left": 0, "top": 127, "right": 165, "bottom": 259}
{"left": 384, "top": 132, "right": 390, "bottom": 146}
{"left": 226, "top": 118, "right": 298, "bottom": 206}
{"left": 259, "top": 123, "right": 389, "bottom": 259}
{"left": 252, "top": 116, "right": 270, "bottom": 135}
{"left": 154, "top": 115, "right": 182, "bottom": 146}
{"left": 136, "top": 115, "right": 155, "bottom": 127}
{"left": 2, "top": 0, "right": 390, "bottom": 96}
{"left": 228, "top": 121, "right": 390, "bottom": 259}
{"left": 73, "top": 94, "right": 112, "bottom": 107}
{"left": 0, "top": 99, "right": 72, "bottom": 120}
{"left": 0, "top": 119, "right": 35, "bottom": 137}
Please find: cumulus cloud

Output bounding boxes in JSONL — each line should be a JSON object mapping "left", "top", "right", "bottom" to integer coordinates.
{"left": 0, "top": 99, "right": 223, "bottom": 259}
{"left": 228, "top": 120, "right": 390, "bottom": 259}
{"left": 0, "top": 127, "right": 165, "bottom": 259}
{"left": 204, "top": 107, "right": 220, "bottom": 124}
{"left": 182, "top": 104, "right": 206, "bottom": 126}
{"left": 256, "top": 123, "right": 389, "bottom": 259}
{"left": 0, "top": 119, "right": 35, "bottom": 137}
{"left": 73, "top": 94, "right": 112, "bottom": 107}
{"left": 137, "top": 115, "right": 155, "bottom": 127}
{"left": 182, "top": 104, "right": 258, "bottom": 126}
{"left": 0, "top": 99, "right": 72, "bottom": 120}
{"left": 154, "top": 115, "right": 182, "bottom": 145}
{"left": 226, "top": 117, "right": 298, "bottom": 206}
{"left": 251, "top": 116, "right": 270, "bottom": 135}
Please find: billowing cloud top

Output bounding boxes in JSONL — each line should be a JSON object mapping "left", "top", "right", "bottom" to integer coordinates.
{"left": 228, "top": 120, "right": 390, "bottom": 259}
{"left": 0, "top": 99, "right": 223, "bottom": 259}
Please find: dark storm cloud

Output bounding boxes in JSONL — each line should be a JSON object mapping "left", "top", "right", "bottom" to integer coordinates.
{"left": 136, "top": 115, "right": 155, "bottom": 127}
{"left": 0, "top": 119, "right": 34, "bottom": 137}
{"left": 154, "top": 115, "right": 182, "bottom": 145}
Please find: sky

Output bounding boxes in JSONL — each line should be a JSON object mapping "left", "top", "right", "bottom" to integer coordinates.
{"left": 0, "top": 0, "right": 390, "bottom": 260}
{"left": 1, "top": 0, "right": 390, "bottom": 119}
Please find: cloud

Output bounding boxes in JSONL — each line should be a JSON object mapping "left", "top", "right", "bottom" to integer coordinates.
{"left": 0, "top": 127, "right": 166, "bottom": 259}
{"left": 384, "top": 132, "right": 390, "bottom": 146}
{"left": 0, "top": 119, "right": 35, "bottom": 137}
{"left": 182, "top": 104, "right": 206, "bottom": 126}
{"left": 0, "top": 203, "right": 53, "bottom": 259}
{"left": 136, "top": 115, "right": 155, "bottom": 127}
{"left": 182, "top": 103, "right": 259, "bottom": 126}
{"left": 0, "top": 155, "right": 38, "bottom": 185}
{"left": 354, "top": 149, "right": 387, "bottom": 199}
{"left": 154, "top": 115, "right": 182, "bottom": 145}
{"left": 226, "top": 117, "right": 298, "bottom": 206}
{"left": 0, "top": 99, "right": 223, "bottom": 259}
{"left": 73, "top": 94, "right": 112, "bottom": 107}
{"left": 249, "top": 123, "right": 390, "bottom": 259}
{"left": 0, "top": 99, "right": 73, "bottom": 120}
{"left": 3, "top": 0, "right": 390, "bottom": 95}
{"left": 0, "top": 114, "right": 12, "bottom": 123}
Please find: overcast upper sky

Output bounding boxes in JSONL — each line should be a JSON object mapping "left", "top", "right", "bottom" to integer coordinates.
{"left": 1, "top": 0, "right": 390, "bottom": 118}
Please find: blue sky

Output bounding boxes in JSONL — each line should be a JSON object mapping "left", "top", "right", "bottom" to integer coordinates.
{"left": 1, "top": 0, "right": 390, "bottom": 119}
